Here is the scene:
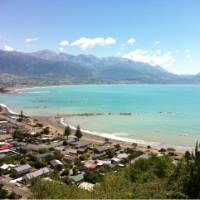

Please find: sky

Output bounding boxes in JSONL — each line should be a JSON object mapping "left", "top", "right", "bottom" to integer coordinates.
{"left": 0, "top": 0, "right": 200, "bottom": 74}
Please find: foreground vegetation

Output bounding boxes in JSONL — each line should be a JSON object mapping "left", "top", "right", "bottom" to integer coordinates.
{"left": 31, "top": 143, "right": 200, "bottom": 199}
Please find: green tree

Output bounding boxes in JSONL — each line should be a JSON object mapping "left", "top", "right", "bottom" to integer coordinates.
{"left": 75, "top": 125, "right": 82, "bottom": 141}
{"left": 42, "top": 127, "right": 50, "bottom": 135}
{"left": 132, "top": 142, "right": 138, "bottom": 149}
{"left": 0, "top": 184, "right": 8, "bottom": 199}
{"left": 54, "top": 150, "right": 63, "bottom": 160}
{"left": 92, "top": 171, "right": 133, "bottom": 199}
{"left": 31, "top": 180, "right": 90, "bottom": 199}
{"left": 184, "top": 142, "right": 200, "bottom": 198}
{"left": 64, "top": 126, "right": 71, "bottom": 140}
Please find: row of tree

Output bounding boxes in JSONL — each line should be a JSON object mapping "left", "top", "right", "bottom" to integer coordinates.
{"left": 64, "top": 125, "right": 82, "bottom": 141}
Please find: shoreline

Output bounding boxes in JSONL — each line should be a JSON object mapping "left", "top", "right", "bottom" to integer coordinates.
{"left": 0, "top": 103, "right": 193, "bottom": 153}
{"left": 0, "top": 103, "right": 19, "bottom": 115}
{"left": 59, "top": 118, "right": 192, "bottom": 152}
{"left": 3, "top": 83, "right": 200, "bottom": 95}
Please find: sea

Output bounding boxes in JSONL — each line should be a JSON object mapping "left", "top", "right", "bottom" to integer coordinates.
{"left": 0, "top": 84, "right": 200, "bottom": 149}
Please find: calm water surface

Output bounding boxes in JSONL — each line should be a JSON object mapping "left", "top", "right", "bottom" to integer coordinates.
{"left": 0, "top": 84, "right": 200, "bottom": 148}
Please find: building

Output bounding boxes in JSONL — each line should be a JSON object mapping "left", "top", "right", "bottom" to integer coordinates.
{"left": 111, "top": 157, "right": 121, "bottom": 163}
{"left": 96, "top": 160, "right": 112, "bottom": 166}
{"left": 64, "top": 155, "right": 76, "bottom": 164}
{"left": 12, "top": 164, "right": 32, "bottom": 178}
{"left": 50, "top": 159, "right": 64, "bottom": 170}
{"left": 0, "top": 143, "right": 13, "bottom": 150}
{"left": 116, "top": 153, "right": 129, "bottom": 159}
{"left": 36, "top": 152, "right": 54, "bottom": 160}
{"left": 0, "top": 164, "right": 15, "bottom": 170}
{"left": 69, "top": 173, "right": 84, "bottom": 183}
{"left": 24, "top": 167, "right": 51, "bottom": 180}
{"left": 71, "top": 141, "right": 91, "bottom": 149}
{"left": 78, "top": 182, "right": 94, "bottom": 191}
{"left": 93, "top": 145, "right": 112, "bottom": 153}
{"left": 84, "top": 163, "right": 97, "bottom": 169}
{"left": 65, "top": 148, "right": 78, "bottom": 155}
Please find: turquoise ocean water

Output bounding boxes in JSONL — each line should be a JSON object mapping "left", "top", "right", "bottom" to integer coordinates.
{"left": 0, "top": 84, "right": 200, "bottom": 148}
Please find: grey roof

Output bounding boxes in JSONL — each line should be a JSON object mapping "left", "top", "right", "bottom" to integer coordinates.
{"left": 24, "top": 167, "right": 51, "bottom": 180}
{"left": 71, "top": 141, "right": 91, "bottom": 148}
{"left": 14, "top": 164, "right": 31, "bottom": 173}
{"left": 50, "top": 159, "right": 63, "bottom": 167}
{"left": 64, "top": 155, "right": 76, "bottom": 162}
{"left": 21, "top": 141, "right": 63, "bottom": 151}
{"left": 36, "top": 152, "right": 53, "bottom": 159}
{"left": 116, "top": 153, "right": 129, "bottom": 159}
{"left": 22, "top": 144, "right": 46, "bottom": 151}
{"left": 94, "top": 145, "right": 111, "bottom": 152}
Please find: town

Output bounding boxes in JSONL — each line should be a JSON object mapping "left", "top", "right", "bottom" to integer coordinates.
{"left": 0, "top": 105, "right": 183, "bottom": 199}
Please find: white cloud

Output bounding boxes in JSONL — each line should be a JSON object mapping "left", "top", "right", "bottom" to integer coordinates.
{"left": 184, "top": 49, "right": 191, "bottom": 59}
{"left": 127, "top": 38, "right": 136, "bottom": 44}
{"left": 59, "top": 40, "right": 69, "bottom": 47}
{"left": 71, "top": 37, "right": 116, "bottom": 50}
{"left": 154, "top": 41, "right": 160, "bottom": 45}
{"left": 59, "top": 47, "right": 64, "bottom": 52}
{"left": 4, "top": 45, "right": 14, "bottom": 52}
{"left": 25, "top": 37, "right": 38, "bottom": 43}
{"left": 122, "top": 49, "right": 174, "bottom": 67}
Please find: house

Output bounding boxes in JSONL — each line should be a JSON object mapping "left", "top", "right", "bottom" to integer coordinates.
{"left": 12, "top": 164, "right": 32, "bottom": 178}
{"left": 111, "top": 157, "right": 121, "bottom": 163}
{"left": 55, "top": 146, "right": 65, "bottom": 151}
{"left": 20, "top": 144, "right": 46, "bottom": 152}
{"left": 93, "top": 145, "right": 111, "bottom": 153}
{"left": 0, "top": 143, "right": 13, "bottom": 150}
{"left": 78, "top": 182, "right": 94, "bottom": 191}
{"left": 77, "top": 148, "right": 86, "bottom": 154}
{"left": 50, "top": 159, "right": 64, "bottom": 170}
{"left": 92, "top": 152, "right": 106, "bottom": 160}
{"left": 71, "top": 141, "right": 91, "bottom": 149}
{"left": 82, "top": 160, "right": 95, "bottom": 165}
{"left": 84, "top": 163, "right": 97, "bottom": 169}
{"left": 96, "top": 160, "right": 112, "bottom": 166}
{"left": 137, "top": 153, "right": 151, "bottom": 160}
{"left": 0, "top": 120, "right": 8, "bottom": 124}
{"left": 0, "top": 164, "right": 15, "bottom": 170}
{"left": 24, "top": 167, "right": 51, "bottom": 180}
{"left": 116, "top": 153, "right": 129, "bottom": 159}
{"left": 69, "top": 173, "right": 84, "bottom": 183}
{"left": 64, "top": 155, "right": 76, "bottom": 164}
{"left": 0, "top": 129, "right": 7, "bottom": 134}
{"left": 47, "top": 141, "right": 64, "bottom": 148}
{"left": 36, "top": 152, "right": 54, "bottom": 160}
{"left": 65, "top": 148, "right": 78, "bottom": 155}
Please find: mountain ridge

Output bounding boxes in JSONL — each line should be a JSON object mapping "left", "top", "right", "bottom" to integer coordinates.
{"left": 0, "top": 49, "right": 199, "bottom": 87}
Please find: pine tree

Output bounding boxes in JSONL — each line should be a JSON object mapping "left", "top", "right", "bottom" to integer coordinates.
{"left": 75, "top": 125, "right": 82, "bottom": 141}
{"left": 64, "top": 126, "right": 71, "bottom": 140}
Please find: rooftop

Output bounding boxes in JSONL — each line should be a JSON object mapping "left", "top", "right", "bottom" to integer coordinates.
{"left": 14, "top": 164, "right": 31, "bottom": 172}
{"left": 78, "top": 182, "right": 94, "bottom": 191}
{"left": 69, "top": 173, "right": 84, "bottom": 182}
{"left": 24, "top": 167, "right": 51, "bottom": 180}
{"left": 36, "top": 152, "right": 53, "bottom": 159}
{"left": 50, "top": 159, "right": 63, "bottom": 167}
{"left": 71, "top": 141, "right": 91, "bottom": 148}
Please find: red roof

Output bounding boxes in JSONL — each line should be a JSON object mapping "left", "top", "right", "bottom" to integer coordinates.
{"left": 84, "top": 163, "right": 97, "bottom": 169}
{"left": 0, "top": 143, "right": 13, "bottom": 150}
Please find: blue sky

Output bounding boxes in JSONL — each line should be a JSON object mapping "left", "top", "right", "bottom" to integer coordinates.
{"left": 0, "top": 0, "right": 200, "bottom": 74}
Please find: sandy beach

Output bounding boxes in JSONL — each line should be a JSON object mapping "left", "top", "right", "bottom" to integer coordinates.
{"left": 33, "top": 115, "right": 186, "bottom": 155}
{"left": 0, "top": 101, "right": 188, "bottom": 155}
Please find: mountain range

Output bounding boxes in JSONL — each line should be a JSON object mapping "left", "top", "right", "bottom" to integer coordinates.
{"left": 0, "top": 49, "right": 200, "bottom": 87}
